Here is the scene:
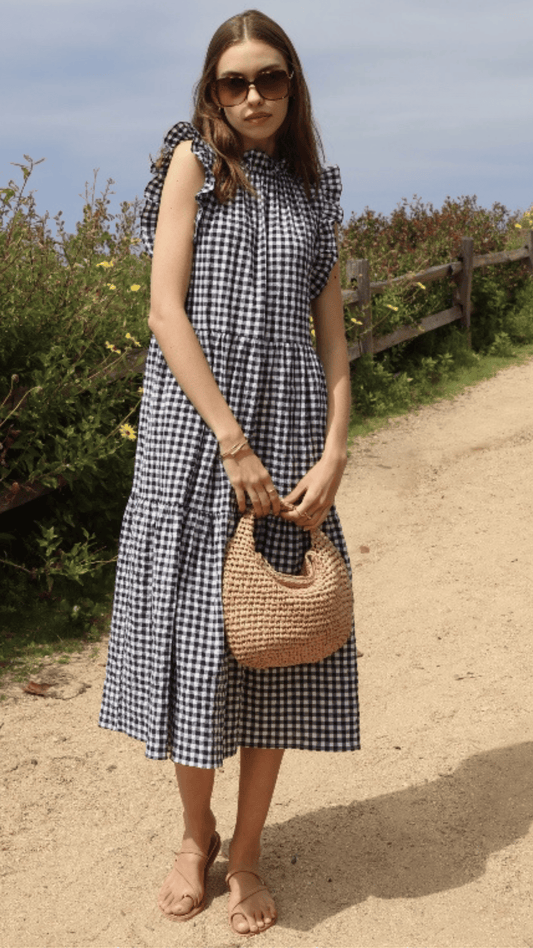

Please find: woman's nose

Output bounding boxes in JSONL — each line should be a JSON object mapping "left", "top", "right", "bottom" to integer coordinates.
{"left": 246, "top": 82, "right": 264, "bottom": 106}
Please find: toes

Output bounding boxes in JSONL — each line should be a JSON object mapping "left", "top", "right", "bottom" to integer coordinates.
{"left": 233, "top": 912, "right": 252, "bottom": 934}
{"left": 159, "top": 883, "right": 196, "bottom": 916}
{"left": 172, "top": 895, "right": 195, "bottom": 916}
{"left": 159, "top": 892, "right": 194, "bottom": 915}
{"left": 232, "top": 907, "right": 275, "bottom": 934}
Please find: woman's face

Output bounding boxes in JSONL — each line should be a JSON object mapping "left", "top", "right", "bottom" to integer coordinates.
{"left": 215, "top": 39, "right": 291, "bottom": 156}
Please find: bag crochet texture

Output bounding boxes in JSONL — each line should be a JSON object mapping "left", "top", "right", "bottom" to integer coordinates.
{"left": 223, "top": 509, "right": 353, "bottom": 668}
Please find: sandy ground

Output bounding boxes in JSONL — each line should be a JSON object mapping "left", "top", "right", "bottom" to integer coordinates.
{"left": 1, "top": 358, "right": 532, "bottom": 948}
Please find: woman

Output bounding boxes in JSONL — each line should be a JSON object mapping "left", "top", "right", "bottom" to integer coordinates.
{"left": 100, "top": 9, "right": 359, "bottom": 936}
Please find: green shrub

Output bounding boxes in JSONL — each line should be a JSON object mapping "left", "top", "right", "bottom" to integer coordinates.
{"left": 1, "top": 163, "right": 532, "bottom": 613}
{"left": 341, "top": 194, "right": 532, "bottom": 418}
{"left": 0, "top": 158, "right": 151, "bottom": 604}
{"left": 340, "top": 194, "right": 530, "bottom": 346}
{"left": 503, "top": 279, "right": 533, "bottom": 343}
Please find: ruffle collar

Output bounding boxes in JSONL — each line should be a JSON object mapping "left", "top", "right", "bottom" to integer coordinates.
{"left": 241, "top": 148, "right": 287, "bottom": 175}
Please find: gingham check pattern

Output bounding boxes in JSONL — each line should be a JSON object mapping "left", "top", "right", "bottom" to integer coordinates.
{"left": 99, "top": 122, "right": 360, "bottom": 767}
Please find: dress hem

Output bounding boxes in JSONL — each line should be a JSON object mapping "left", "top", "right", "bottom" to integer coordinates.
{"left": 98, "top": 721, "right": 360, "bottom": 768}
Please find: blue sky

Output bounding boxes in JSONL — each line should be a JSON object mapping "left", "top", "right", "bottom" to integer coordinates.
{"left": 2, "top": 0, "right": 532, "bottom": 233}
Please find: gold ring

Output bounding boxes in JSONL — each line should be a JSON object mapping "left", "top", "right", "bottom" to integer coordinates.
{"left": 267, "top": 488, "right": 277, "bottom": 494}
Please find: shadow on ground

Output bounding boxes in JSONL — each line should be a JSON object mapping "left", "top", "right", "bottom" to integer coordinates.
{"left": 211, "top": 742, "right": 533, "bottom": 932}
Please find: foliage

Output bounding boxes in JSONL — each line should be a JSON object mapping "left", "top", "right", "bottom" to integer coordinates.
{"left": 1, "top": 161, "right": 532, "bottom": 625}
{"left": 0, "top": 157, "right": 151, "bottom": 605}
{"left": 341, "top": 194, "right": 514, "bottom": 280}
{"left": 339, "top": 194, "right": 530, "bottom": 345}
{"left": 340, "top": 194, "right": 532, "bottom": 416}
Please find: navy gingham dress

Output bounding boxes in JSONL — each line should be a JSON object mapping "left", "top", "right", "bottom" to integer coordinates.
{"left": 99, "top": 122, "right": 360, "bottom": 767}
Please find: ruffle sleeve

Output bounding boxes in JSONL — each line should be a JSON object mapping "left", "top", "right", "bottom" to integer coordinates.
{"left": 140, "top": 121, "right": 216, "bottom": 256}
{"left": 309, "top": 164, "right": 344, "bottom": 300}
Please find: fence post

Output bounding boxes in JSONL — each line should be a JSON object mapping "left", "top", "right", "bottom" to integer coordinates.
{"left": 347, "top": 257, "right": 373, "bottom": 356}
{"left": 455, "top": 236, "right": 474, "bottom": 346}
{"left": 525, "top": 229, "right": 533, "bottom": 271}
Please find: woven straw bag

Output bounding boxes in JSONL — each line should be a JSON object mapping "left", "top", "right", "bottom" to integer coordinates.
{"left": 223, "top": 508, "right": 353, "bottom": 668}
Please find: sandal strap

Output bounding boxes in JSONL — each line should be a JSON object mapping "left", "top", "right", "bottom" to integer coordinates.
{"left": 168, "top": 863, "right": 200, "bottom": 905}
{"left": 175, "top": 847, "right": 208, "bottom": 859}
{"left": 226, "top": 868, "right": 269, "bottom": 917}
{"left": 228, "top": 882, "right": 269, "bottom": 918}
{"left": 225, "top": 867, "right": 265, "bottom": 887}
{"left": 170, "top": 848, "right": 211, "bottom": 903}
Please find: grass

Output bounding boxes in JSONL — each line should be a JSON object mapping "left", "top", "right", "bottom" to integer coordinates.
{"left": 2, "top": 340, "right": 533, "bottom": 696}
{"left": 348, "top": 341, "right": 533, "bottom": 442}
{"left": 0, "top": 565, "right": 115, "bottom": 694}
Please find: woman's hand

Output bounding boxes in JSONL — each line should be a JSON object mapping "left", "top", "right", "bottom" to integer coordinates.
{"left": 279, "top": 451, "right": 348, "bottom": 531}
{"left": 222, "top": 449, "right": 282, "bottom": 518}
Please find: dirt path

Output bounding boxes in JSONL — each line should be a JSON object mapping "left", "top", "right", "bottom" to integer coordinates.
{"left": 1, "top": 358, "right": 533, "bottom": 948}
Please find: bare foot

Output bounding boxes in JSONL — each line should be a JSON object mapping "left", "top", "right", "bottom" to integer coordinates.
{"left": 158, "top": 829, "right": 220, "bottom": 921}
{"left": 226, "top": 867, "right": 277, "bottom": 936}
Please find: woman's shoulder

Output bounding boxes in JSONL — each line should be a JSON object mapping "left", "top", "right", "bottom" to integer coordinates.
{"left": 141, "top": 121, "right": 216, "bottom": 256}
{"left": 317, "top": 162, "right": 342, "bottom": 198}
{"left": 309, "top": 162, "right": 342, "bottom": 220}
{"left": 153, "top": 121, "right": 215, "bottom": 176}
{"left": 165, "top": 139, "right": 206, "bottom": 195}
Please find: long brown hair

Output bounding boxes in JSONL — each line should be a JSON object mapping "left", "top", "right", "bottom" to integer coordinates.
{"left": 191, "top": 10, "right": 324, "bottom": 202}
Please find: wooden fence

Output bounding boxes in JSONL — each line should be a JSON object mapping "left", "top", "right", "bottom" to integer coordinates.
{"left": 343, "top": 231, "right": 533, "bottom": 360}
{"left": 1, "top": 231, "right": 532, "bottom": 516}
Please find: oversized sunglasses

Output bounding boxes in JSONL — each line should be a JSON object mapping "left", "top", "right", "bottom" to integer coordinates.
{"left": 212, "top": 70, "right": 293, "bottom": 107}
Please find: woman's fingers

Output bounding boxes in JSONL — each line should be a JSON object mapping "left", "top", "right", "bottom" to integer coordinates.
{"left": 267, "top": 485, "right": 281, "bottom": 516}
{"left": 279, "top": 498, "right": 331, "bottom": 530}
{"left": 280, "top": 504, "right": 313, "bottom": 528}
{"left": 223, "top": 453, "right": 281, "bottom": 517}
{"left": 248, "top": 488, "right": 271, "bottom": 517}
{"left": 233, "top": 483, "right": 247, "bottom": 513}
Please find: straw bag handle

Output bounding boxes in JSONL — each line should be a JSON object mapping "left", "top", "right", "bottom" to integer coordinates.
{"left": 239, "top": 501, "right": 320, "bottom": 545}
{"left": 244, "top": 499, "right": 315, "bottom": 524}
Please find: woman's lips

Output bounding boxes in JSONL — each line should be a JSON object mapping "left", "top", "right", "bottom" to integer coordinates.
{"left": 245, "top": 114, "right": 271, "bottom": 122}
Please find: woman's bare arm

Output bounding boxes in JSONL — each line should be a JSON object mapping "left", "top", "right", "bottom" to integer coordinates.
{"left": 312, "top": 258, "right": 351, "bottom": 462}
{"left": 148, "top": 142, "right": 243, "bottom": 447}
{"left": 147, "top": 141, "right": 280, "bottom": 517}
{"left": 281, "top": 246, "right": 350, "bottom": 530}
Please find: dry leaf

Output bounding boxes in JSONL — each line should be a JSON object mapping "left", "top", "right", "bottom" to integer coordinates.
{"left": 23, "top": 681, "right": 52, "bottom": 696}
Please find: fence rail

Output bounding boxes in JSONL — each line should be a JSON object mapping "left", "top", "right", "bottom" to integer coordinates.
{"left": 2, "top": 231, "right": 532, "bottom": 516}
{"left": 343, "top": 231, "right": 533, "bottom": 361}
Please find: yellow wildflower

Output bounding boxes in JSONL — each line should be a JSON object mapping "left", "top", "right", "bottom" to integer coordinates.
{"left": 351, "top": 317, "right": 363, "bottom": 325}
{"left": 386, "top": 304, "right": 399, "bottom": 311}
{"left": 106, "top": 283, "right": 116, "bottom": 290}
{"left": 515, "top": 223, "right": 522, "bottom": 229}
{"left": 119, "top": 423, "right": 137, "bottom": 441}
{"left": 130, "top": 284, "right": 141, "bottom": 292}
{"left": 138, "top": 387, "right": 144, "bottom": 395}
{"left": 415, "top": 282, "right": 426, "bottom": 290}
{"left": 125, "top": 332, "right": 141, "bottom": 347}
{"left": 105, "top": 341, "right": 122, "bottom": 354}
{"left": 96, "top": 260, "right": 114, "bottom": 268}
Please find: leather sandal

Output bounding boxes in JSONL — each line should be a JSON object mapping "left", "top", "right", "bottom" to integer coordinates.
{"left": 226, "top": 867, "right": 277, "bottom": 937}
{"left": 158, "top": 831, "right": 221, "bottom": 922}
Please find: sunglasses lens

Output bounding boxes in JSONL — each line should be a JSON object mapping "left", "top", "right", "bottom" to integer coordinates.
{"left": 216, "top": 76, "right": 248, "bottom": 106}
{"left": 214, "top": 71, "right": 290, "bottom": 106}
{"left": 256, "top": 71, "right": 290, "bottom": 99}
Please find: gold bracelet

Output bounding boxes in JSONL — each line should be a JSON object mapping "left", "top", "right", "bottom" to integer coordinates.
{"left": 220, "top": 438, "right": 249, "bottom": 460}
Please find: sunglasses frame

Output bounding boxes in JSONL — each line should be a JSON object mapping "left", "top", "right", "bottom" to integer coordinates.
{"left": 212, "top": 70, "right": 294, "bottom": 108}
